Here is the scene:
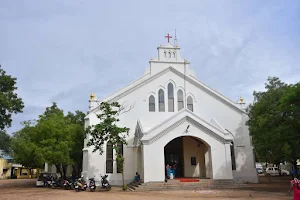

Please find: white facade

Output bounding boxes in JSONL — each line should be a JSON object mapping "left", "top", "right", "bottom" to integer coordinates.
{"left": 82, "top": 42, "right": 258, "bottom": 185}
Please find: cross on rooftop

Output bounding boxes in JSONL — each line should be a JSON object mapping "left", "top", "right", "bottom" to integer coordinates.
{"left": 165, "top": 33, "right": 172, "bottom": 43}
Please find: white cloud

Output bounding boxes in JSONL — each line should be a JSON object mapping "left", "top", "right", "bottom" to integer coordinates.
{"left": 1, "top": 0, "right": 299, "bottom": 133}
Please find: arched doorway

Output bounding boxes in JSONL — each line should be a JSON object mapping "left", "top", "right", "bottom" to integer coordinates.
{"left": 164, "top": 136, "right": 211, "bottom": 178}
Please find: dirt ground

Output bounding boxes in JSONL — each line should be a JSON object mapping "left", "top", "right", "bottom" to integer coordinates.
{"left": 0, "top": 177, "right": 293, "bottom": 200}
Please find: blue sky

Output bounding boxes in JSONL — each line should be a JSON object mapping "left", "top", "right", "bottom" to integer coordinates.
{"left": 1, "top": 0, "right": 300, "bottom": 133}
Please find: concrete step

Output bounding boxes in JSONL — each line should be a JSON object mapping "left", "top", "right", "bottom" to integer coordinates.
{"left": 131, "top": 179, "right": 248, "bottom": 192}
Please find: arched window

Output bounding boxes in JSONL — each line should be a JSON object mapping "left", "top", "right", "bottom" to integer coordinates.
{"left": 187, "top": 96, "right": 193, "bottom": 112}
{"left": 173, "top": 51, "right": 176, "bottom": 58}
{"left": 230, "top": 142, "right": 236, "bottom": 170}
{"left": 164, "top": 51, "right": 167, "bottom": 57}
{"left": 117, "top": 143, "right": 123, "bottom": 173}
{"left": 149, "top": 95, "right": 155, "bottom": 112}
{"left": 177, "top": 90, "right": 184, "bottom": 111}
{"left": 168, "top": 83, "right": 174, "bottom": 112}
{"left": 106, "top": 142, "right": 113, "bottom": 173}
{"left": 168, "top": 51, "right": 171, "bottom": 58}
{"left": 158, "top": 89, "right": 165, "bottom": 112}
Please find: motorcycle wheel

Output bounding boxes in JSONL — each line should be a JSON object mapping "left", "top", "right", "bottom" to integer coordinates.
{"left": 106, "top": 185, "right": 111, "bottom": 191}
{"left": 90, "top": 188, "right": 95, "bottom": 192}
{"left": 75, "top": 187, "right": 79, "bottom": 192}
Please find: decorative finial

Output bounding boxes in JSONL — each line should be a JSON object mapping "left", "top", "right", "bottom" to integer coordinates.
{"left": 165, "top": 33, "right": 172, "bottom": 43}
{"left": 239, "top": 97, "right": 243, "bottom": 103}
{"left": 90, "top": 93, "right": 95, "bottom": 100}
{"left": 237, "top": 97, "right": 245, "bottom": 109}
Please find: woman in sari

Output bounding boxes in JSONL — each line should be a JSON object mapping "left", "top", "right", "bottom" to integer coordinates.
{"left": 289, "top": 178, "right": 300, "bottom": 200}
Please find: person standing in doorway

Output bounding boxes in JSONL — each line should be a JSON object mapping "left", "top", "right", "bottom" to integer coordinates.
{"left": 173, "top": 163, "right": 177, "bottom": 178}
{"left": 166, "top": 164, "right": 170, "bottom": 179}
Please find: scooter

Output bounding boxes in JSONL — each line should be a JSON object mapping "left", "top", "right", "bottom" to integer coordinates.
{"left": 88, "top": 176, "right": 96, "bottom": 192}
{"left": 74, "top": 176, "right": 87, "bottom": 192}
{"left": 100, "top": 174, "right": 111, "bottom": 191}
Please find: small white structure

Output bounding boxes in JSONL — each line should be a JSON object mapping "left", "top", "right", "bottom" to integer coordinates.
{"left": 82, "top": 38, "right": 258, "bottom": 185}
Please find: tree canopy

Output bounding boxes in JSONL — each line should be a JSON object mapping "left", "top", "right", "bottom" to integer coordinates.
{"left": 0, "top": 65, "right": 24, "bottom": 131}
{"left": 247, "top": 77, "right": 300, "bottom": 170}
{"left": 11, "top": 103, "right": 85, "bottom": 178}
{"left": 0, "top": 131, "right": 11, "bottom": 153}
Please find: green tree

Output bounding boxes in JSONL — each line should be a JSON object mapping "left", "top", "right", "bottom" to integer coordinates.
{"left": 278, "top": 83, "right": 300, "bottom": 170}
{"left": 35, "top": 103, "right": 74, "bottom": 179}
{"left": 247, "top": 77, "right": 300, "bottom": 174}
{"left": 11, "top": 103, "right": 86, "bottom": 179}
{"left": 86, "top": 102, "right": 130, "bottom": 190}
{"left": 0, "top": 65, "right": 24, "bottom": 130}
{"left": 11, "top": 120, "right": 45, "bottom": 175}
{"left": 66, "top": 110, "right": 86, "bottom": 177}
{"left": 0, "top": 130, "right": 11, "bottom": 153}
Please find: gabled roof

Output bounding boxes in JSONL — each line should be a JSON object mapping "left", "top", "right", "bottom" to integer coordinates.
{"left": 140, "top": 109, "right": 233, "bottom": 145}
{"left": 133, "top": 120, "right": 144, "bottom": 146}
{"left": 89, "top": 66, "right": 245, "bottom": 115}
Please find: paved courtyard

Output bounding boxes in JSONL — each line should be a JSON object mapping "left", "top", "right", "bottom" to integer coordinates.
{"left": 0, "top": 177, "right": 293, "bottom": 200}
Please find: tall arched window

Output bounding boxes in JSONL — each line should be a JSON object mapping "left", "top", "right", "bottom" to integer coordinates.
{"left": 149, "top": 95, "right": 155, "bottom": 112}
{"left": 230, "top": 142, "right": 236, "bottom": 170}
{"left": 177, "top": 90, "right": 184, "bottom": 111}
{"left": 158, "top": 89, "right": 165, "bottom": 112}
{"left": 106, "top": 142, "right": 113, "bottom": 173}
{"left": 187, "top": 96, "right": 193, "bottom": 112}
{"left": 168, "top": 83, "right": 174, "bottom": 112}
{"left": 117, "top": 143, "right": 123, "bottom": 173}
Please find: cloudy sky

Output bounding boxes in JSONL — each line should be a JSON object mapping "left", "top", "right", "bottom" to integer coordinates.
{"left": 1, "top": 0, "right": 300, "bottom": 133}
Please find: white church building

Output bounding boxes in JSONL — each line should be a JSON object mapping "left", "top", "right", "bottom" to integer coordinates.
{"left": 82, "top": 38, "right": 258, "bottom": 185}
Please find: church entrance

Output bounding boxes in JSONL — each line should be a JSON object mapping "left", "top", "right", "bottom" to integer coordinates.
{"left": 164, "top": 136, "right": 211, "bottom": 179}
{"left": 164, "top": 137, "right": 184, "bottom": 177}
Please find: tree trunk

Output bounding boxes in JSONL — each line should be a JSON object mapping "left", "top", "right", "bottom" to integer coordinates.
{"left": 28, "top": 168, "right": 32, "bottom": 178}
{"left": 62, "top": 164, "right": 67, "bottom": 180}
{"left": 72, "top": 164, "right": 78, "bottom": 178}
{"left": 55, "top": 164, "right": 62, "bottom": 178}
{"left": 122, "top": 172, "right": 125, "bottom": 189}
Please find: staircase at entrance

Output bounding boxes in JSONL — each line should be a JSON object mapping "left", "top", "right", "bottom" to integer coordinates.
{"left": 127, "top": 179, "right": 248, "bottom": 191}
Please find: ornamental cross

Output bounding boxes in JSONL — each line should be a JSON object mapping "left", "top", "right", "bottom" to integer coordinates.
{"left": 165, "top": 33, "right": 172, "bottom": 43}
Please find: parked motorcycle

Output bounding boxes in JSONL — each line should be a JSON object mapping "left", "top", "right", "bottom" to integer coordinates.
{"left": 74, "top": 176, "right": 87, "bottom": 192}
{"left": 100, "top": 174, "right": 111, "bottom": 191}
{"left": 88, "top": 176, "right": 96, "bottom": 192}
{"left": 63, "top": 179, "right": 73, "bottom": 190}
{"left": 51, "top": 177, "right": 63, "bottom": 189}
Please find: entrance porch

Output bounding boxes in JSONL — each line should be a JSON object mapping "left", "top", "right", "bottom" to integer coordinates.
{"left": 139, "top": 112, "right": 234, "bottom": 183}
{"left": 164, "top": 136, "right": 211, "bottom": 179}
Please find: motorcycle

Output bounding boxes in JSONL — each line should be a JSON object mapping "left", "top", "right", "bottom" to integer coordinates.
{"left": 63, "top": 179, "right": 73, "bottom": 190}
{"left": 51, "top": 177, "right": 63, "bottom": 189}
{"left": 74, "top": 176, "right": 87, "bottom": 192}
{"left": 88, "top": 176, "right": 96, "bottom": 192}
{"left": 100, "top": 174, "right": 111, "bottom": 191}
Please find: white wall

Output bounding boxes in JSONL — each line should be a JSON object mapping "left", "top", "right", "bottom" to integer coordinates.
{"left": 84, "top": 43, "right": 258, "bottom": 184}
{"left": 182, "top": 137, "right": 207, "bottom": 177}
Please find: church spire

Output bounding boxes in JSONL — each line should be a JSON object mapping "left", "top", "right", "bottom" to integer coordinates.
{"left": 174, "top": 29, "right": 178, "bottom": 46}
